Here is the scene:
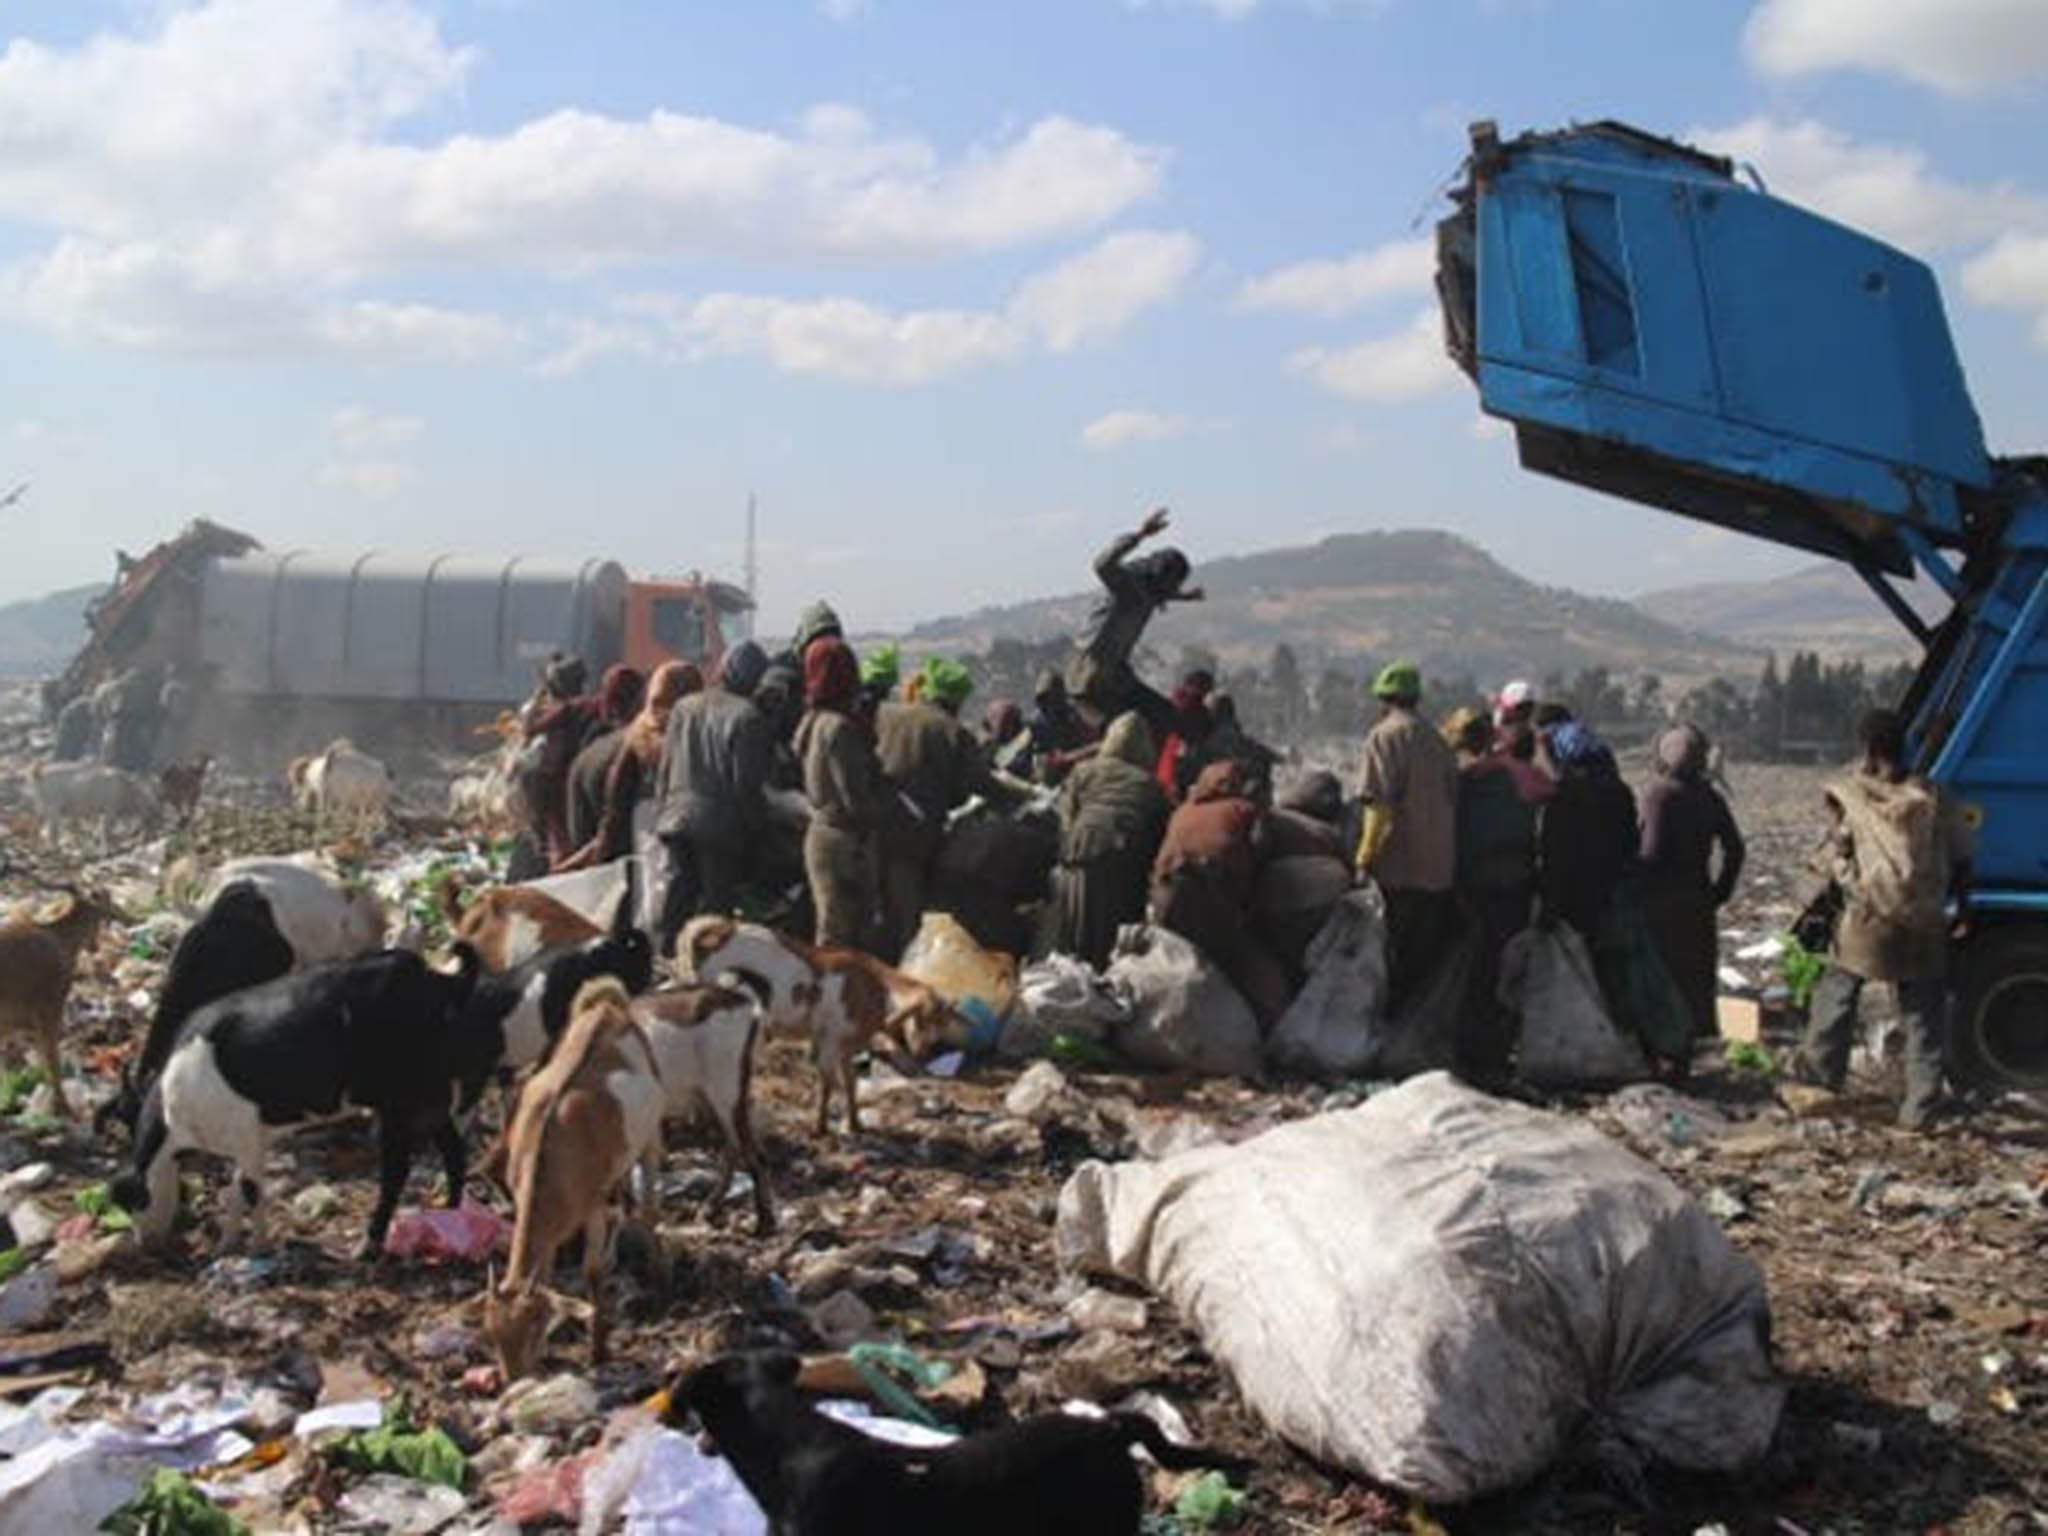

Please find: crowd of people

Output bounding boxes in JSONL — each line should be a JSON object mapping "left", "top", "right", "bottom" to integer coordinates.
{"left": 504, "top": 506, "right": 1973, "bottom": 1125}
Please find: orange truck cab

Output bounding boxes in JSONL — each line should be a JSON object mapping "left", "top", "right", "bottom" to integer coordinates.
{"left": 622, "top": 574, "right": 755, "bottom": 677}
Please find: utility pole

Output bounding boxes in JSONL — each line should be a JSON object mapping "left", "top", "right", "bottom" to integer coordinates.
{"left": 744, "top": 491, "right": 758, "bottom": 640}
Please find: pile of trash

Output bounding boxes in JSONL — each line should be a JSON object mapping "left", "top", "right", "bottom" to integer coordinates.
{"left": 0, "top": 751, "right": 2040, "bottom": 1532}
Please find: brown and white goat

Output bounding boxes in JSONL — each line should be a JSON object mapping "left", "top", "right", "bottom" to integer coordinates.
{"left": 676, "top": 915, "right": 964, "bottom": 1136}
{"left": 0, "top": 888, "right": 123, "bottom": 1118}
{"left": 439, "top": 880, "right": 602, "bottom": 973}
{"left": 633, "top": 978, "right": 776, "bottom": 1235}
{"left": 484, "top": 975, "right": 665, "bottom": 1381}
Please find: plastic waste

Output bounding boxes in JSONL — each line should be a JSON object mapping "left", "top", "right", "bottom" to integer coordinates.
{"left": 338, "top": 1473, "right": 466, "bottom": 1534}
{"left": 382, "top": 1199, "right": 505, "bottom": 1263}
{"left": 1267, "top": 891, "right": 1389, "bottom": 1080}
{"left": 1104, "top": 925, "right": 1263, "bottom": 1079}
{"left": 501, "top": 1373, "right": 600, "bottom": 1437}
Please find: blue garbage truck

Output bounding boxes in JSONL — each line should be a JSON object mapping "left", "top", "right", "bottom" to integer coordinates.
{"left": 1435, "top": 119, "right": 2048, "bottom": 1092}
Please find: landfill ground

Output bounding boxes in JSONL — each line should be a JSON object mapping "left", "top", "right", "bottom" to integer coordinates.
{"left": 0, "top": 715, "right": 2043, "bottom": 1533}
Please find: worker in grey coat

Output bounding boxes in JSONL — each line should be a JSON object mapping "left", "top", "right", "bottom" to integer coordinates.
{"left": 655, "top": 639, "right": 772, "bottom": 952}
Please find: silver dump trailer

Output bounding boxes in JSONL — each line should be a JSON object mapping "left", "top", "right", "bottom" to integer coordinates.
{"left": 197, "top": 550, "right": 628, "bottom": 705}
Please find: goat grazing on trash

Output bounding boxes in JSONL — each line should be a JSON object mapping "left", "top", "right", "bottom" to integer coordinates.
{"left": 0, "top": 886, "right": 124, "bottom": 1120}
{"left": 485, "top": 975, "right": 665, "bottom": 1381}
{"left": 675, "top": 915, "right": 962, "bottom": 1135}
{"left": 656, "top": 1350, "right": 1253, "bottom": 1536}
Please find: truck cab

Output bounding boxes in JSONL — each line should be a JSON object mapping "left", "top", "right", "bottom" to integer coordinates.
{"left": 1439, "top": 119, "right": 2048, "bottom": 1092}
{"left": 621, "top": 574, "right": 755, "bottom": 678}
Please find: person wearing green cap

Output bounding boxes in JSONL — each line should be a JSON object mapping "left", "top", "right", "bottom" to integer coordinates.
{"left": 1357, "top": 658, "right": 1460, "bottom": 1009}
{"left": 874, "top": 656, "right": 1029, "bottom": 956}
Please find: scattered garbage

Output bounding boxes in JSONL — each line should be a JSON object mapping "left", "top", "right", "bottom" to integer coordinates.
{"left": 499, "top": 1373, "right": 600, "bottom": 1438}
{"left": 339, "top": 1471, "right": 467, "bottom": 1533}
{"left": 0, "top": 1265, "right": 57, "bottom": 1330}
{"left": 1067, "top": 1288, "right": 1149, "bottom": 1334}
{"left": 1056, "top": 1072, "right": 1783, "bottom": 1503}
{"left": 381, "top": 1200, "right": 505, "bottom": 1263}
{"left": 101, "top": 1467, "right": 246, "bottom": 1536}
{"left": 1009, "top": 955, "right": 1133, "bottom": 1062}
{"left": 899, "top": 910, "right": 1020, "bottom": 1025}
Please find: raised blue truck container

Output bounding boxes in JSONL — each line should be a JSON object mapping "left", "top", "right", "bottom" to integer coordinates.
{"left": 1437, "top": 119, "right": 2048, "bottom": 1090}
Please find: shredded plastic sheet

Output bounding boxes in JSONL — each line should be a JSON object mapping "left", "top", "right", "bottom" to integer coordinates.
{"left": 1056, "top": 1073, "right": 1783, "bottom": 1504}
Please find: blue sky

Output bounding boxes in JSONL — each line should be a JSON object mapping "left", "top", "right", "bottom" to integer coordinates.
{"left": 5, "top": 0, "right": 2048, "bottom": 636}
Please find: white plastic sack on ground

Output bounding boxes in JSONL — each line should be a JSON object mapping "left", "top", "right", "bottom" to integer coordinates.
{"left": 1501, "top": 924, "right": 1648, "bottom": 1087}
{"left": 1266, "top": 889, "right": 1388, "bottom": 1079}
{"left": 1055, "top": 1072, "right": 1783, "bottom": 1504}
{"left": 1006, "top": 955, "right": 1135, "bottom": 1061}
{"left": 1103, "top": 924, "right": 1263, "bottom": 1079}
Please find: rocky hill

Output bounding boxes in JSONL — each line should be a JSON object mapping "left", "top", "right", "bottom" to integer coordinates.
{"left": 1634, "top": 563, "right": 1935, "bottom": 662}
{"left": 0, "top": 583, "right": 94, "bottom": 680}
{"left": 898, "top": 529, "right": 1755, "bottom": 685}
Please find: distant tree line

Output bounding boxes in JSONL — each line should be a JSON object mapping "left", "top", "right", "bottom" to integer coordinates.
{"left": 944, "top": 637, "right": 1914, "bottom": 763}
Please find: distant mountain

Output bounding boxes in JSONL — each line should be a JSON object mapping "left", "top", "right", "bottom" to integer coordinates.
{"left": 1634, "top": 563, "right": 1936, "bottom": 662}
{"left": 897, "top": 529, "right": 1755, "bottom": 686}
{"left": 0, "top": 583, "right": 95, "bottom": 680}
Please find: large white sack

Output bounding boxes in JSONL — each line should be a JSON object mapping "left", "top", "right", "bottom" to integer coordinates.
{"left": 1103, "top": 925, "right": 1263, "bottom": 1079}
{"left": 1266, "top": 889, "right": 1388, "bottom": 1078}
{"left": 1056, "top": 1072, "right": 1782, "bottom": 1504}
{"left": 1501, "top": 924, "right": 1648, "bottom": 1087}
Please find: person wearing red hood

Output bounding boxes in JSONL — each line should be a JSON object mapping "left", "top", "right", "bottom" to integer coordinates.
{"left": 794, "top": 637, "right": 885, "bottom": 949}
{"left": 1154, "top": 670, "right": 1215, "bottom": 805}
{"left": 1150, "top": 760, "right": 1289, "bottom": 1027}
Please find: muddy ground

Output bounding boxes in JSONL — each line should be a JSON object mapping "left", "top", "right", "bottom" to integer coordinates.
{"left": 0, "top": 734, "right": 2043, "bottom": 1534}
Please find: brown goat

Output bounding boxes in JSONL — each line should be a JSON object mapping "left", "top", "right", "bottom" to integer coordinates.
{"left": 485, "top": 976, "right": 664, "bottom": 1381}
{"left": 0, "top": 888, "right": 123, "bottom": 1118}
{"left": 157, "top": 754, "right": 212, "bottom": 826}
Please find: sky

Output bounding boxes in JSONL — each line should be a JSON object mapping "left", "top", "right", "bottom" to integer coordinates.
{"left": 5, "top": 0, "right": 2048, "bottom": 638}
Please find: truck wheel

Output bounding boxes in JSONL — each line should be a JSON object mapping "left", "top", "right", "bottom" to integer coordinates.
{"left": 1949, "top": 926, "right": 2048, "bottom": 1092}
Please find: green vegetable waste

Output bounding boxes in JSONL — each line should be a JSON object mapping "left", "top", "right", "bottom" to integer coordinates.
{"left": 335, "top": 1400, "right": 467, "bottom": 1490}
{"left": 99, "top": 1469, "right": 247, "bottom": 1536}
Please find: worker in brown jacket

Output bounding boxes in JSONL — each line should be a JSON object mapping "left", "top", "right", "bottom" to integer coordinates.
{"left": 795, "top": 638, "right": 885, "bottom": 950}
{"left": 1152, "top": 760, "right": 1288, "bottom": 1027}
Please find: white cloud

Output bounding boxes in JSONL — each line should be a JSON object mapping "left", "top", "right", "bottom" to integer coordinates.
{"left": 1237, "top": 236, "right": 1432, "bottom": 315}
{"left": 1468, "top": 414, "right": 1509, "bottom": 442}
{"left": 1289, "top": 308, "right": 1456, "bottom": 403}
{"left": 1964, "top": 234, "right": 2048, "bottom": 347}
{"left": 12, "top": 420, "right": 47, "bottom": 443}
{"left": 1745, "top": 0, "right": 2048, "bottom": 95}
{"left": 1082, "top": 409, "right": 1192, "bottom": 450}
{"left": 1008, "top": 230, "right": 1199, "bottom": 351}
{"left": 818, "top": 0, "right": 870, "bottom": 17}
{"left": 319, "top": 459, "right": 414, "bottom": 499}
{"left": 328, "top": 406, "right": 422, "bottom": 448}
{"left": 0, "top": 1, "right": 1166, "bottom": 359}
{"left": 545, "top": 228, "right": 1200, "bottom": 384}
{"left": 1692, "top": 117, "right": 2048, "bottom": 255}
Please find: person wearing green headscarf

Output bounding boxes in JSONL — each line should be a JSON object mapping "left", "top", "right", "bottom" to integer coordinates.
{"left": 873, "top": 656, "right": 1028, "bottom": 956}
{"left": 1045, "top": 712, "right": 1170, "bottom": 968}
{"left": 1356, "top": 658, "right": 1460, "bottom": 1010}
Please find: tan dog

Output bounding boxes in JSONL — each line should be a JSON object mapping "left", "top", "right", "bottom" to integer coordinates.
{"left": 675, "top": 916, "right": 964, "bottom": 1135}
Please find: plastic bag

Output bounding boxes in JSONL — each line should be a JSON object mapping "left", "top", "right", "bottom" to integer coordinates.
{"left": 1056, "top": 1072, "right": 1783, "bottom": 1504}
{"left": 1501, "top": 924, "right": 1648, "bottom": 1087}
{"left": 1005, "top": 956, "right": 1135, "bottom": 1062}
{"left": 1266, "top": 891, "right": 1387, "bottom": 1079}
{"left": 1103, "top": 925, "right": 1263, "bottom": 1079}
{"left": 898, "top": 913, "right": 1019, "bottom": 1023}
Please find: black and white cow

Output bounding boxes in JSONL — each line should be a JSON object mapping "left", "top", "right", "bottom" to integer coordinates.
{"left": 112, "top": 947, "right": 492, "bottom": 1259}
